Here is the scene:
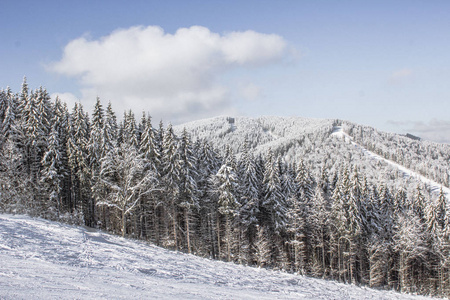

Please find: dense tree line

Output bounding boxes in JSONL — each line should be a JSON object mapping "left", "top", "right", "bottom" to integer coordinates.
{"left": 1, "top": 79, "right": 450, "bottom": 297}
{"left": 344, "top": 121, "right": 450, "bottom": 189}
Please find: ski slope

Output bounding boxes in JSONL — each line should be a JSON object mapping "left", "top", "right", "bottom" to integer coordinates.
{"left": 0, "top": 214, "right": 434, "bottom": 300}
{"left": 331, "top": 126, "right": 450, "bottom": 200}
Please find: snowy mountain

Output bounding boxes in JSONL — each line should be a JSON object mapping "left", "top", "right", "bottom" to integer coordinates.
{"left": 175, "top": 115, "right": 450, "bottom": 200}
{"left": 0, "top": 214, "right": 434, "bottom": 300}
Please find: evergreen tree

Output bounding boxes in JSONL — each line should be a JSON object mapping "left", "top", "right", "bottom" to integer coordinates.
{"left": 237, "top": 140, "right": 260, "bottom": 263}
{"left": 436, "top": 188, "right": 450, "bottom": 295}
{"left": 436, "top": 187, "right": 447, "bottom": 230}
{"left": 393, "top": 210, "right": 429, "bottom": 293}
{"left": 41, "top": 124, "right": 64, "bottom": 217}
{"left": 136, "top": 115, "right": 161, "bottom": 240}
{"left": 178, "top": 128, "right": 199, "bottom": 253}
{"left": 122, "top": 110, "right": 138, "bottom": 148}
{"left": 261, "top": 150, "right": 287, "bottom": 234}
{"left": 88, "top": 97, "right": 105, "bottom": 225}
{"left": 161, "top": 123, "right": 181, "bottom": 249}
{"left": 16, "top": 76, "right": 29, "bottom": 122}
{"left": 195, "top": 140, "right": 222, "bottom": 258}
{"left": 254, "top": 225, "right": 271, "bottom": 268}
{"left": 34, "top": 86, "right": 52, "bottom": 136}
{"left": 52, "top": 98, "right": 71, "bottom": 211}
{"left": 1, "top": 88, "right": 16, "bottom": 141}
{"left": 295, "top": 160, "right": 314, "bottom": 204}
{"left": 286, "top": 192, "right": 307, "bottom": 274}
{"left": 139, "top": 115, "right": 160, "bottom": 172}
{"left": 308, "top": 184, "right": 329, "bottom": 277}
{"left": 89, "top": 97, "right": 105, "bottom": 170}
{"left": 413, "top": 185, "right": 426, "bottom": 222}
{"left": 0, "top": 137, "right": 32, "bottom": 212}
{"left": 330, "top": 167, "right": 361, "bottom": 283}
{"left": 0, "top": 89, "right": 7, "bottom": 127}
{"left": 67, "top": 102, "right": 91, "bottom": 224}
{"left": 104, "top": 102, "right": 118, "bottom": 150}
{"left": 22, "top": 90, "right": 46, "bottom": 181}
{"left": 213, "top": 161, "right": 239, "bottom": 261}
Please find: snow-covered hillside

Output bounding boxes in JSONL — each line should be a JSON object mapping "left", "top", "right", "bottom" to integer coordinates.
{"left": 176, "top": 116, "right": 450, "bottom": 200}
{"left": 175, "top": 115, "right": 333, "bottom": 156}
{"left": 331, "top": 125, "right": 450, "bottom": 201}
{"left": 0, "top": 214, "right": 433, "bottom": 300}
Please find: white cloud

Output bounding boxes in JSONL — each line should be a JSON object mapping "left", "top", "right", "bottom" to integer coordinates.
{"left": 50, "top": 92, "right": 79, "bottom": 110}
{"left": 49, "top": 25, "right": 288, "bottom": 123}
{"left": 388, "top": 119, "right": 450, "bottom": 144}
{"left": 221, "top": 31, "right": 286, "bottom": 65}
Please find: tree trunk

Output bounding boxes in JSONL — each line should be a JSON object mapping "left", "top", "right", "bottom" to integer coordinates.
{"left": 226, "top": 216, "right": 231, "bottom": 262}
{"left": 217, "top": 215, "right": 221, "bottom": 260}
{"left": 121, "top": 210, "right": 126, "bottom": 237}
{"left": 185, "top": 207, "right": 191, "bottom": 254}
{"left": 208, "top": 213, "right": 216, "bottom": 259}
{"left": 294, "top": 243, "right": 299, "bottom": 272}
{"left": 172, "top": 203, "right": 178, "bottom": 250}
{"left": 154, "top": 201, "right": 160, "bottom": 246}
{"left": 338, "top": 236, "right": 342, "bottom": 281}
{"left": 321, "top": 230, "right": 326, "bottom": 277}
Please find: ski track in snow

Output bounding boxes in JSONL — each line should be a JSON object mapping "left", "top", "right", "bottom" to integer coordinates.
{"left": 331, "top": 126, "right": 450, "bottom": 201}
{"left": 0, "top": 214, "right": 434, "bottom": 300}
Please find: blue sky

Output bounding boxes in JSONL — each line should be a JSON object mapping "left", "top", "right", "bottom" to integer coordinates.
{"left": 1, "top": 0, "right": 450, "bottom": 142}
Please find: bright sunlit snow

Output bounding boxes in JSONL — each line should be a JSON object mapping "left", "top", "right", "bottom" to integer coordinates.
{"left": 0, "top": 214, "right": 433, "bottom": 300}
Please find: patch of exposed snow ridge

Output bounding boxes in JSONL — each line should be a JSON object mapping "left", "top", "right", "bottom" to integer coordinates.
{"left": 0, "top": 214, "right": 432, "bottom": 300}
{"left": 331, "top": 125, "right": 352, "bottom": 142}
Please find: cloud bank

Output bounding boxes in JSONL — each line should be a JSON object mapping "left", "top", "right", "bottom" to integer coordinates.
{"left": 50, "top": 26, "right": 287, "bottom": 123}
{"left": 388, "top": 119, "right": 450, "bottom": 144}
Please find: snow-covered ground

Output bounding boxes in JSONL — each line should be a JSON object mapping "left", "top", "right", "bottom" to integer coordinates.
{"left": 332, "top": 126, "right": 450, "bottom": 201}
{"left": 0, "top": 214, "right": 434, "bottom": 299}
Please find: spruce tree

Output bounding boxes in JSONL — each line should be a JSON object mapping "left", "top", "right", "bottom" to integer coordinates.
{"left": 178, "top": 128, "right": 199, "bottom": 253}
{"left": 67, "top": 102, "right": 91, "bottom": 223}
{"left": 104, "top": 102, "right": 118, "bottom": 150}
{"left": 161, "top": 123, "right": 181, "bottom": 249}
{"left": 40, "top": 124, "right": 64, "bottom": 217}
{"left": 393, "top": 210, "right": 428, "bottom": 293}
{"left": 0, "top": 88, "right": 16, "bottom": 142}
{"left": 88, "top": 97, "right": 105, "bottom": 224}
{"left": 137, "top": 115, "right": 161, "bottom": 240}
{"left": 308, "top": 184, "right": 329, "bottom": 277}
{"left": 213, "top": 161, "right": 239, "bottom": 261}
{"left": 238, "top": 140, "right": 260, "bottom": 263}
{"left": 262, "top": 150, "right": 287, "bottom": 235}
{"left": 52, "top": 98, "right": 71, "bottom": 211}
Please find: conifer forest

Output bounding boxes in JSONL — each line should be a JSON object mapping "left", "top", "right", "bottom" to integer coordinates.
{"left": 2, "top": 78, "right": 450, "bottom": 297}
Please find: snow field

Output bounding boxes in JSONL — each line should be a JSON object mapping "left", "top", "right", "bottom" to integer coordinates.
{"left": 0, "top": 214, "right": 434, "bottom": 300}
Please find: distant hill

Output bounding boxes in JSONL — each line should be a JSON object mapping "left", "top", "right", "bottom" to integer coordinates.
{"left": 175, "top": 115, "right": 450, "bottom": 200}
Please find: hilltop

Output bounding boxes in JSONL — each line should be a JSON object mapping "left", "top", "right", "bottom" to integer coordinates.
{"left": 175, "top": 115, "right": 450, "bottom": 200}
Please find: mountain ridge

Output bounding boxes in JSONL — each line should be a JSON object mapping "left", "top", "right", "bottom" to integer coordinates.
{"left": 175, "top": 115, "right": 450, "bottom": 200}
